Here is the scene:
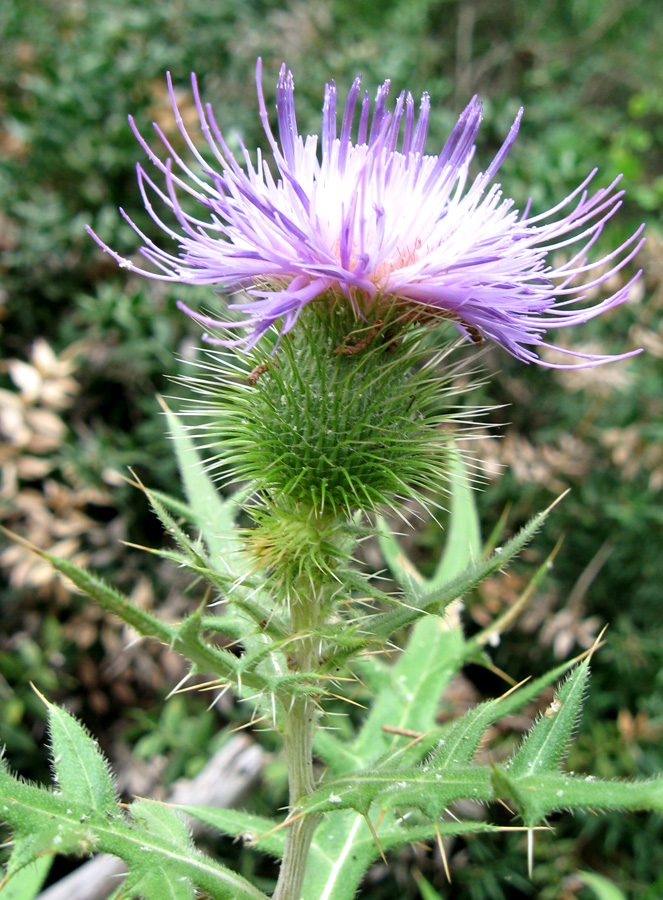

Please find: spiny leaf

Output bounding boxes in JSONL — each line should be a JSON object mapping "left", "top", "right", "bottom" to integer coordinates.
{"left": 301, "top": 813, "right": 496, "bottom": 900}
{"left": 578, "top": 870, "right": 628, "bottom": 900}
{"left": 508, "top": 660, "right": 590, "bottom": 777}
{"left": 0, "top": 761, "right": 268, "bottom": 900}
{"left": 140, "top": 482, "right": 211, "bottom": 569}
{"left": 161, "top": 400, "right": 245, "bottom": 565}
{"left": 24, "top": 548, "right": 269, "bottom": 691}
{"left": 199, "top": 615, "right": 251, "bottom": 640}
{"left": 43, "top": 694, "right": 119, "bottom": 814}
{"left": 371, "top": 505, "right": 552, "bottom": 639}
{"left": 468, "top": 537, "right": 563, "bottom": 651}
{"left": 331, "top": 616, "right": 468, "bottom": 776}
{"left": 298, "top": 765, "right": 493, "bottom": 819}
{"left": 175, "top": 807, "right": 286, "bottom": 859}
{"left": 377, "top": 443, "right": 480, "bottom": 593}
{"left": 431, "top": 697, "right": 502, "bottom": 770}
{"left": 429, "top": 652, "right": 593, "bottom": 773}
{"left": 0, "top": 769, "right": 101, "bottom": 870}
{"left": 491, "top": 652, "right": 596, "bottom": 722}
{"left": 39, "top": 551, "right": 174, "bottom": 643}
{"left": 138, "top": 486, "right": 201, "bottom": 524}
{"left": 376, "top": 518, "right": 425, "bottom": 593}
{"left": 0, "top": 529, "right": 175, "bottom": 648}
{"left": 131, "top": 800, "right": 192, "bottom": 849}
{"left": 123, "top": 868, "right": 194, "bottom": 900}
{"left": 428, "top": 444, "right": 481, "bottom": 587}
{"left": 496, "top": 770, "right": 663, "bottom": 825}
{"left": 414, "top": 871, "right": 444, "bottom": 900}
{"left": 0, "top": 853, "right": 53, "bottom": 900}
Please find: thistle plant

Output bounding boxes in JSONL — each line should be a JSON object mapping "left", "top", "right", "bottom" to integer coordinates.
{"left": 1, "top": 61, "right": 657, "bottom": 900}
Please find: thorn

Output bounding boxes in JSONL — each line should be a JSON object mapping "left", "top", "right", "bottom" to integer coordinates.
{"left": 527, "top": 828, "right": 534, "bottom": 878}
{"left": 543, "top": 487, "right": 571, "bottom": 516}
{"left": 30, "top": 682, "right": 51, "bottom": 708}
{"left": 376, "top": 809, "right": 386, "bottom": 829}
{"left": 121, "top": 633, "right": 148, "bottom": 651}
{"left": 496, "top": 797, "right": 516, "bottom": 815}
{"left": 256, "top": 810, "right": 305, "bottom": 843}
{"left": 206, "top": 683, "right": 232, "bottom": 711}
{"left": 402, "top": 730, "right": 432, "bottom": 752}
{"left": 155, "top": 394, "right": 172, "bottom": 415}
{"left": 174, "top": 678, "right": 226, "bottom": 694}
{"left": 126, "top": 466, "right": 147, "bottom": 492}
{"left": 569, "top": 636, "right": 607, "bottom": 667}
{"left": 587, "top": 623, "right": 609, "bottom": 662}
{"left": 496, "top": 676, "right": 532, "bottom": 701}
{"left": 481, "top": 660, "right": 517, "bottom": 686}
{"left": 382, "top": 725, "right": 422, "bottom": 738}
{"left": 165, "top": 671, "right": 195, "bottom": 699}
{"left": 119, "top": 539, "right": 162, "bottom": 555}
{"left": 364, "top": 814, "right": 387, "bottom": 864}
{"left": 227, "top": 715, "right": 267, "bottom": 733}
{"left": 450, "top": 807, "right": 464, "bottom": 824}
{"left": 325, "top": 692, "right": 367, "bottom": 709}
{"left": 435, "top": 823, "right": 452, "bottom": 883}
{"left": 395, "top": 809, "right": 411, "bottom": 827}
{"left": 0, "top": 524, "right": 45, "bottom": 557}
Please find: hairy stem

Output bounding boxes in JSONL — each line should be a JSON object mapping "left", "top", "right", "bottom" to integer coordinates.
{"left": 273, "top": 587, "right": 324, "bottom": 900}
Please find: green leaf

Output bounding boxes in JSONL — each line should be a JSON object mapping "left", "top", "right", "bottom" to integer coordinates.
{"left": 491, "top": 654, "right": 594, "bottom": 721}
{"left": 371, "top": 506, "right": 551, "bottom": 639}
{"left": 123, "top": 868, "right": 194, "bottom": 900}
{"left": 497, "top": 770, "right": 663, "bottom": 824}
{"left": 414, "top": 871, "right": 444, "bottom": 900}
{"left": 377, "top": 444, "right": 480, "bottom": 593}
{"left": 32, "top": 548, "right": 273, "bottom": 692}
{"left": 348, "top": 616, "right": 467, "bottom": 771}
{"left": 141, "top": 483, "right": 211, "bottom": 569}
{"left": 467, "top": 538, "right": 562, "bottom": 653}
{"left": 317, "top": 613, "right": 467, "bottom": 778}
{"left": 176, "top": 807, "right": 286, "bottom": 859}
{"left": 141, "top": 487, "right": 202, "bottom": 525}
{"left": 0, "top": 854, "right": 53, "bottom": 900}
{"left": 39, "top": 551, "right": 174, "bottom": 644}
{"left": 45, "top": 697, "right": 119, "bottom": 813}
{"left": 376, "top": 518, "right": 425, "bottom": 594}
{"left": 429, "top": 445, "right": 481, "bottom": 587}
{"left": 509, "top": 660, "right": 590, "bottom": 778}
{"left": 301, "top": 814, "right": 500, "bottom": 900}
{"left": 161, "top": 402, "right": 244, "bottom": 565}
{"left": 427, "top": 652, "right": 596, "bottom": 775}
{"left": 578, "top": 871, "right": 628, "bottom": 900}
{"left": 0, "top": 726, "right": 269, "bottom": 900}
{"left": 309, "top": 490, "right": 481, "bottom": 898}
{"left": 131, "top": 800, "right": 192, "bottom": 848}
{"left": 300, "top": 765, "right": 493, "bottom": 819}
{"left": 432, "top": 696, "right": 501, "bottom": 769}
{"left": 162, "top": 403, "right": 286, "bottom": 661}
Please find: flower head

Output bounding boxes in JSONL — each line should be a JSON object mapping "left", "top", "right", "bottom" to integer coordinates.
{"left": 88, "top": 61, "right": 644, "bottom": 367}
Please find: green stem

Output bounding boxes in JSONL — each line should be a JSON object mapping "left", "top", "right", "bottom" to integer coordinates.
{"left": 273, "top": 588, "right": 324, "bottom": 900}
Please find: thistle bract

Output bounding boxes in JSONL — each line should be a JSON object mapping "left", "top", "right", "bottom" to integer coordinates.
{"left": 181, "top": 303, "right": 476, "bottom": 524}
{"left": 88, "top": 60, "right": 643, "bottom": 367}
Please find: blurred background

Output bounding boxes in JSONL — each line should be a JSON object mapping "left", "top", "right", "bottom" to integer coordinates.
{"left": 1, "top": 0, "right": 662, "bottom": 897}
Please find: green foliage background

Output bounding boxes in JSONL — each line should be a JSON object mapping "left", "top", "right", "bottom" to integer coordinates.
{"left": 1, "top": 0, "right": 662, "bottom": 897}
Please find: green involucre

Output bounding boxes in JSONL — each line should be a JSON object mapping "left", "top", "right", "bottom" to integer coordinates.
{"left": 183, "top": 300, "right": 473, "bottom": 519}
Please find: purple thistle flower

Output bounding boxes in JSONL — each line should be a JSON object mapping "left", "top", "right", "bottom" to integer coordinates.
{"left": 87, "top": 60, "right": 644, "bottom": 367}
